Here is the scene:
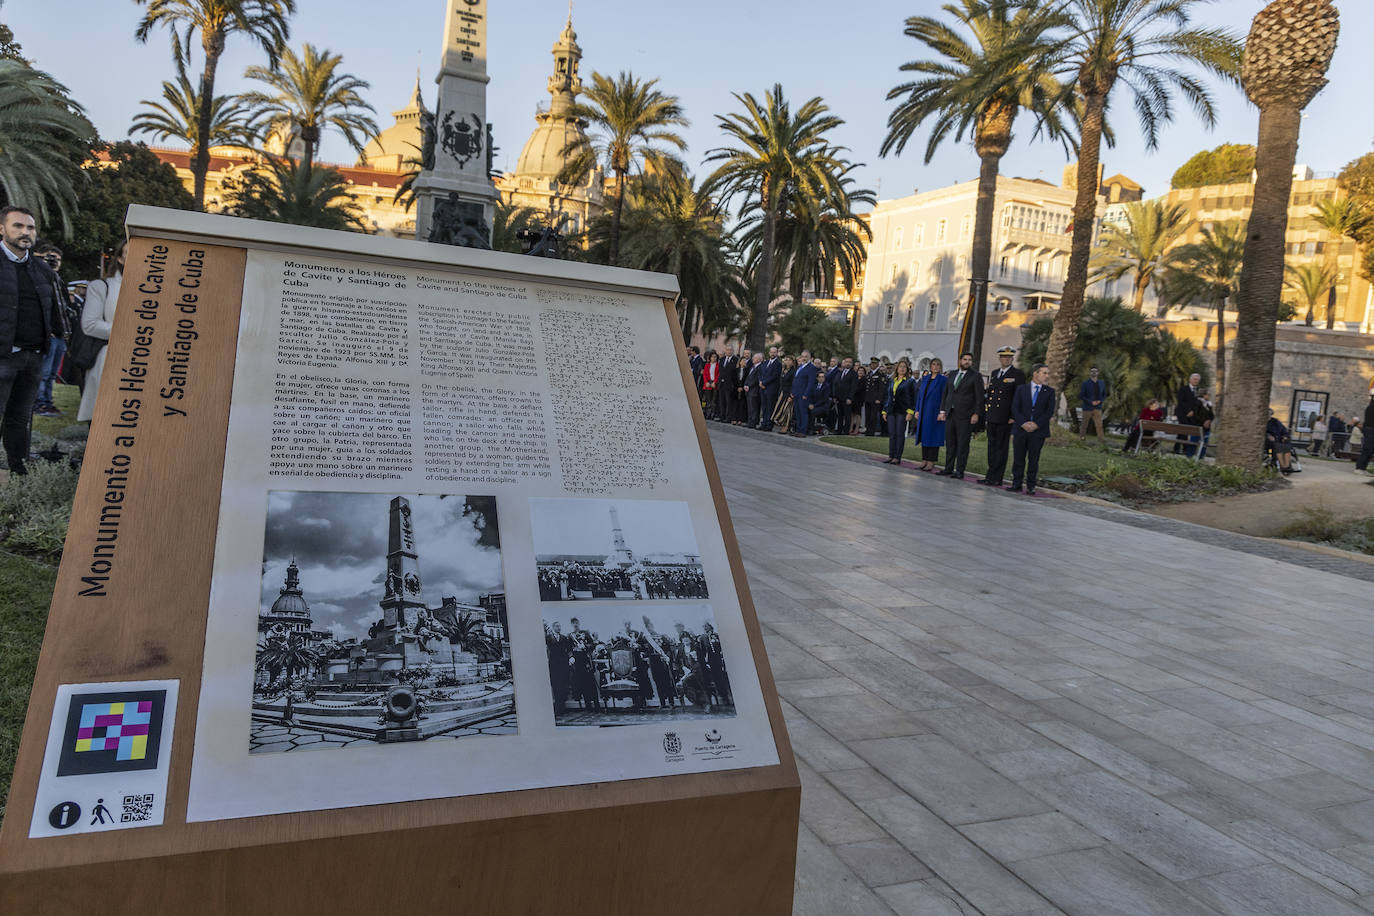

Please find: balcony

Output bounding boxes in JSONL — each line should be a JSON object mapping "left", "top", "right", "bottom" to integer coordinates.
{"left": 1002, "top": 225, "right": 1074, "bottom": 251}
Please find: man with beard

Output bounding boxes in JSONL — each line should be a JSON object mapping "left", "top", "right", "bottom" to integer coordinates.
{"left": 757, "top": 347, "right": 782, "bottom": 431}
{"left": 937, "top": 352, "right": 984, "bottom": 479}
{"left": 831, "top": 357, "right": 859, "bottom": 435}
{"left": 979, "top": 347, "right": 1025, "bottom": 487}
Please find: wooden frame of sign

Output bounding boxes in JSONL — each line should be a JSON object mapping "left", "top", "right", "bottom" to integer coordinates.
{"left": 0, "top": 207, "right": 799, "bottom": 913}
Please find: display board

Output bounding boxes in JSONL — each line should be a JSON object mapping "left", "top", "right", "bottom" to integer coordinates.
{"left": 0, "top": 207, "right": 798, "bottom": 913}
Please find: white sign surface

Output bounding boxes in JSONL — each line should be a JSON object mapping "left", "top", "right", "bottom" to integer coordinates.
{"left": 185, "top": 248, "right": 776, "bottom": 821}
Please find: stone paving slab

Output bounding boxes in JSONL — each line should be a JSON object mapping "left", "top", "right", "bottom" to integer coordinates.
{"left": 702, "top": 426, "right": 1374, "bottom": 914}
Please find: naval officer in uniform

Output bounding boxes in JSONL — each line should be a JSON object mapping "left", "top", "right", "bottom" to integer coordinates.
{"left": 979, "top": 347, "right": 1026, "bottom": 487}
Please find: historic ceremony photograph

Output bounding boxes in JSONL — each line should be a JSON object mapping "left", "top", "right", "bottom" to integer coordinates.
{"left": 543, "top": 604, "right": 734, "bottom": 726}
{"left": 251, "top": 491, "right": 515, "bottom": 752}
{"left": 532, "top": 498, "right": 709, "bottom": 601}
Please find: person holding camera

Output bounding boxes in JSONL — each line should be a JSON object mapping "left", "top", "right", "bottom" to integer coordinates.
{"left": 32, "top": 243, "right": 73, "bottom": 418}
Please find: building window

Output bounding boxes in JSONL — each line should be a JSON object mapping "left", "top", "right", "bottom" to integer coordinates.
{"left": 913, "top": 224, "right": 925, "bottom": 246}
{"left": 960, "top": 214, "right": 972, "bottom": 239}
{"left": 929, "top": 263, "right": 940, "bottom": 284}
{"left": 890, "top": 263, "right": 899, "bottom": 283}
{"left": 883, "top": 301, "right": 895, "bottom": 329}
{"left": 1033, "top": 262, "right": 1043, "bottom": 281}
{"left": 910, "top": 261, "right": 920, "bottom": 287}
{"left": 936, "top": 219, "right": 948, "bottom": 243}
{"left": 926, "top": 301, "right": 939, "bottom": 328}
{"left": 904, "top": 303, "right": 915, "bottom": 328}
{"left": 956, "top": 255, "right": 968, "bottom": 276}
{"left": 893, "top": 226, "right": 904, "bottom": 250}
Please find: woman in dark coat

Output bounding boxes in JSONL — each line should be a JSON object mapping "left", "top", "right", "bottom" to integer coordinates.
{"left": 880, "top": 360, "right": 917, "bottom": 464}
{"left": 912, "top": 358, "right": 948, "bottom": 471}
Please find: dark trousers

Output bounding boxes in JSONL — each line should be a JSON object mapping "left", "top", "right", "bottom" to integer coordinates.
{"left": 944, "top": 414, "right": 974, "bottom": 474}
{"left": 794, "top": 396, "right": 811, "bottom": 434}
{"left": 1011, "top": 431, "right": 1046, "bottom": 490}
{"left": 0, "top": 349, "right": 43, "bottom": 473}
{"left": 887, "top": 413, "right": 908, "bottom": 461}
{"left": 760, "top": 386, "right": 778, "bottom": 430}
{"left": 921, "top": 445, "right": 940, "bottom": 462}
{"left": 836, "top": 401, "right": 853, "bottom": 436}
{"left": 1357, "top": 435, "right": 1374, "bottom": 471}
{"left": 865, "top": 402, "right": 883, "bottom": 435}
{"left": 985, "top": 420, "right": 1012, "bottom": 483}
{"left": 746, "top": 389, "right": 761, "bottom": 427}
{"left": 1333, "top": 433, "right": 1350, "bottom": 456}
{"left": 714, "top": 384, "right": 729, "bottom": 420}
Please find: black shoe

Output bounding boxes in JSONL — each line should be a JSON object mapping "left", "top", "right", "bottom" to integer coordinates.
{"left": 1026, "top": 488, "right": 1037, "bottom": 495}
{"left": 952, "top": 473, "right": 965, "bottom": 480}
{"left": 1006, "top": 485, "right": 1022, "bottom": 492}
{"left": 935, "top": 469, "right": 953, "bottom": 476}
{"left": 976, "top": 478, "right": 995, "bottom": 486}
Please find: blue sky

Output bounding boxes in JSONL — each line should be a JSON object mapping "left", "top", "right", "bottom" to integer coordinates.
{"left": 11, "top": 1, "right": 1372, "bottom": 206}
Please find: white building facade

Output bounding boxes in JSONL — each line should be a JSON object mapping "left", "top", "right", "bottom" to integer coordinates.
{"left": 858, "top": 176, "right": 1110, "bottom": 371}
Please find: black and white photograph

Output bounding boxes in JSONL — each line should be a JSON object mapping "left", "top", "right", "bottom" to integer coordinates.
{"left": 544, "top": 604, "right": 734, "bottom": 726}
{"left": 250, "top": 491, "right": 515, "bottom": 753}
{"left": 531, "top": 498, "right": 709, "bottom": 602}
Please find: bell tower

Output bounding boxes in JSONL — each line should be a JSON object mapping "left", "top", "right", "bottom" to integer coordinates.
{"left": 547, "top": 12, "right": 582, "bottom": 120}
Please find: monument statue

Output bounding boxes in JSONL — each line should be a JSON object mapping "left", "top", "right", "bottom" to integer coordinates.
{"left": 414, "top": 0, "right": 499, "bottom": 245}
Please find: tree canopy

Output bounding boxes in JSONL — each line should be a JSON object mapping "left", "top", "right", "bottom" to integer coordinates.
{"left": 63, "top": 141, "right": 195, "bottom": 279}
{"left": 771, "top": 303, "right": 855, "bottom": 363}
{"left": 1170, "top": 143, "right": 1256, "bottom": 189}
{"left": 1338, "top": 152, "right": 1374, "bottom": 281}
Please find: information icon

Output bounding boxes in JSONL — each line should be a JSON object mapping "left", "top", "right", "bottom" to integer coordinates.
{"left": 48, "top": 801, "right": 81, "bottom": 830}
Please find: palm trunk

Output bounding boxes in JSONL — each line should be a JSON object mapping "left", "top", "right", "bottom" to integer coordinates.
{"left": 1044, "top": 91, "right": 1106, "bottom": 393}
{"left": 609, "top": 170, "right": 626, "bottom": 266}
{"left": 957, "top": 149, "right": 1002, "bottom": 366}
{"left": 1133, "top": 274, "right": 1148, "bottom": 313}
{"left": 1213, "top": 289, "right": 1227, "bottom": 419}
{"left": 1221, "top": 103, "right": 1302, "bottom": 470}
{"left": 301, "top": 123, "right": 319, "bottom": 173}
{"left": 751, "top": 204, "right": 777, "bottom": 352}
{"left": 193, "top": 44, "right": 223, "bottom": 211}
{"left": 1325, "top": 284, "right": 1338, "bottom": 330}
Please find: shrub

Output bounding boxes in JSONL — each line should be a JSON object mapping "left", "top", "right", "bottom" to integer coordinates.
{"left": 1277, "top": 508, "right": 1374, "bottom": 555}
{"left": 0, "top": 462, "right": 78, "bottom": 561}
{"left": 1081, "top": 454, "right": 1277, "bottom": 505}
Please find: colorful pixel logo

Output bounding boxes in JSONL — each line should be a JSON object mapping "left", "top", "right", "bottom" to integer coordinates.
{"left": 57, "top": 690, "right": 166, "bottom": 777}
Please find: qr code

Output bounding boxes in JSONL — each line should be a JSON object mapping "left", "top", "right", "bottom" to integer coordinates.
{"left": 121, "top": 793, "right": 155, "bottom": 823}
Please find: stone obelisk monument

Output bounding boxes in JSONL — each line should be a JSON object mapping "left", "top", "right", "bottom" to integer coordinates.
{"left": 414, "top": 0, "right": 499, "bottom": 247}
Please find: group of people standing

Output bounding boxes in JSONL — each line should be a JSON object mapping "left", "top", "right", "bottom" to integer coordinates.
{"left": 878, "top": 347, "right": 1056, "bottom": 493}
{"left": 544, "top": 617, "right": 732, "bottom": 717}
{"left": 687, "top": 343, "right": 1058, "bottom": 494}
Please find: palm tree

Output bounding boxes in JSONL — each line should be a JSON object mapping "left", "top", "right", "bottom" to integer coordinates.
{"left": 130, "top": 69, "right": 262, "bottom": 156}
{"left": 1042, "top": 0, "right": 1242, "bottom": 393}
{"left": 134, "top": 0, "right": 296, "bottom": 209}
{"left": 557, "top": 71, "right": 688, "bottom": 266}
{"left": 442, "top": 611, "right": 499, "bottom": 661}
{"left": 705, "top": 85, "right": 854, "bottom": 352}
{"left": 220, "top": 155, "right": 365, "bottom": 230}
{"left": 1222, "top": 0, "right": 1340, "bottom": 470}
{"left": 882, "top": 0, "right": 1070, "bottom": 364}
{"left": 1284, "top": 262, "right": 1338, "bottom": 328}
{"left": 613, "top": 171, "right": 748, "bottom": 340}
{"left": 737, "top": 164, "right": 874, "bottom": 306}
{"left": 256, "top": 631, "right": 321, "bottom": 687}
{"left": 490, "top": 200, "right": 540, "bottom": 254}
{"left": 0, "top": 60, "right": 96, "bottom": 234}
{"left": 1162, "top": 221, "right": 1245, "bottom": 417}
{"left": 242, "top": 43, "right": 377, "bottom": 172}
{"left": 1089, "top": 200, "right": 1189, "bottom": 313}
{"left": 1312, "top": 196, "right": 1371, "bottom": 329}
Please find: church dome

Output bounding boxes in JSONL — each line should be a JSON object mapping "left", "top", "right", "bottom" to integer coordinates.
{"left": 514, "top": 116, "right": 589, "bottom": 181}
{"left": 267, "top": 560, "right": 311, "bottom": 618}
{"left": 357, "top": 77, "right": 429, "bottom": 172}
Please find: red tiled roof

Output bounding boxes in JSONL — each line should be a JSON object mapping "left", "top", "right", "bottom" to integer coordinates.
{"left": 146, "top": 146, "right": 407, "bottom": 190}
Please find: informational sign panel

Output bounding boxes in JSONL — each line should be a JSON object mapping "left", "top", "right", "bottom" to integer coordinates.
{"left": 0, "top": 208, "right": 797, "bottom": 914}
{"left": 187, "top": 247, "right": 777, "bottom": 820}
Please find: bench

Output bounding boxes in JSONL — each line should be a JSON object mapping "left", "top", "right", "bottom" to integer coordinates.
{"left": 1135, "top": 420, "right": 1206, "bottom": 459}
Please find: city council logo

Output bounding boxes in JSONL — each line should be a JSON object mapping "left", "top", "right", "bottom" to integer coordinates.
{"left": 662, "top": 732, "right": 682, "bottom": 756}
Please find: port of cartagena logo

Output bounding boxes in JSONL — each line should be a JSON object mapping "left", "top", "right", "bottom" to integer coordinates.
{"left": 705, "top": 728, "right": 722, "bottom": 744}
{"left": 663, "top": 732, "right": 683, "bottom": 759}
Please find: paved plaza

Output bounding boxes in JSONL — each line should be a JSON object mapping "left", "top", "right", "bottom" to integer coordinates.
{"left": 707, "top": 427, "right": 1374, "bottom": 915}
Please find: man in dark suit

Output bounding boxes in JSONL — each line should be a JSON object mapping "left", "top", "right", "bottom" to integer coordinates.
{"left": 733, "top": 348, "right": 752, "bottom": 423}
{"left": 757, "top": 347, "right": 782, "bottom": 431}
{"left": 791, "top": 350, "right": 818, "bottom": 436}
{"left": 716, "top": 346, "right": 737, "bottom": 423}
{"left": 863, "top": 360, "right": 888, "bottom": 436}
{"left": 1175, "top": 372, "right": 1202, "bottom": 455}
{"left": 831, "top": 358, "right": 859, "bottom": 435}
{"left": 688, "top": 345, "right": 704, "bottom": 395}
{"left": 743, "top": 353, "right": 764, "bottom": 428}
{"left": 1009, "top": 363, "right": 1055, "bottom": 495}
{"left": 979, "top": 346, "right": 1026, "bottom": 486}
{"left": 1078, "top": 366, "right": 1108, "bottom": 446}
{"left": 936, "top": 351, "right": 985, "bottom": 478}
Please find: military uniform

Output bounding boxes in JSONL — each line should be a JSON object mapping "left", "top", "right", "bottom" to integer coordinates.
{"left": 980, "top": 348, "right": 1027, "bottom": 486}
